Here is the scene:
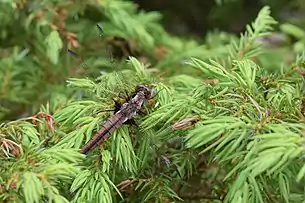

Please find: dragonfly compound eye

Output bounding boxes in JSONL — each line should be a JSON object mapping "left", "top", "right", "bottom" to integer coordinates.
{"left": 135, "top": 84, "right": 153, "bottom": 99}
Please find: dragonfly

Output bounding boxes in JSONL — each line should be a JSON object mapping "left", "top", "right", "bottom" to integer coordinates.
{"left": 80, "top": 84, "right": 156, "bottom": 154}
{"left": 66, "top": 24, "right": 184, "bottom": 180}
{"left": 67, "top": 24, "right": 158, "bottom": 154}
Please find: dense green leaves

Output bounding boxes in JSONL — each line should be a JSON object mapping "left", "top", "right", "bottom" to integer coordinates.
{"left": 229, "top": 6, "right": 277, "bottom": 59}
{"left": 1, "top": 1, "right": 305, "bottom": 203}
{"left": 45, "top": 31, "right": 63, "bottom": 65}
{"left": 70, "top": 170, "right": 115, "bottom": 203}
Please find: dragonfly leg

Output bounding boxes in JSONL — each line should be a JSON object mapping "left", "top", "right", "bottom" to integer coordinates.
{"left": 113, "top": 99, "right": 121, "bottom": 113}
{"left": 138, "top": 106, "right": 150, "bottom": 116}
{"left": 123, "top": 118, "right": 138, "bottom": 127}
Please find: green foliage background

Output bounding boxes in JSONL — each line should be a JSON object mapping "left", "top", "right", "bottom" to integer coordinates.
{"left": 1, "top": 0, "right": 305, "bottom": 203}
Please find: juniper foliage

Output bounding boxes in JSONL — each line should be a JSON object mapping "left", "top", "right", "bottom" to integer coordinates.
{"left": 1, "top": 0, "right": 305, "bottom": 203}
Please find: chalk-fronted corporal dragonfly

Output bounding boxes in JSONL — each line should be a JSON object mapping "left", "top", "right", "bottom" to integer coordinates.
{"left": 66, "top": 24, "right": 182, "bottom": 180}
{"left": 80, "top": 84, "right": 156, "bottom": 154}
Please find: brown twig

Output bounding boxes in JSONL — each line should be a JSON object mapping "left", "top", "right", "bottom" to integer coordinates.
{"left": 172, "top": 115, "right": 200, "bottom": 130}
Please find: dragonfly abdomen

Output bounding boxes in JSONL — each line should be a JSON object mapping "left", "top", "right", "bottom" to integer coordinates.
{"left": 81, "top": 113, "right": 126, "bottom": 154}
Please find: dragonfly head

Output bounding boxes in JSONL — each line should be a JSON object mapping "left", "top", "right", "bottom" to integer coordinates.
{"left": 135, "top": 84, "right": 156, "bottom": 99}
